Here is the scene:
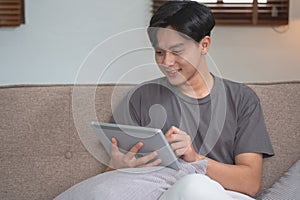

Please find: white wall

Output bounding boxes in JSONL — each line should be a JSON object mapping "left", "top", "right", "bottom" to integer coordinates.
{"left": 0, "top": 0, "right": 299, "bottom": 85}
{"left": 210, "top": 0, "right": 300, "bottom": 82}
{"left": 0, "top": 0, "right": 154, "bottom": 85}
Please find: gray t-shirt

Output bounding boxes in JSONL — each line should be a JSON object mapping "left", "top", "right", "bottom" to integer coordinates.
{"left": 111, "top": 76, "right": 274, "bottom": 164}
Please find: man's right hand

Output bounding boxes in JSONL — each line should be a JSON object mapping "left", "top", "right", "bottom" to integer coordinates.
{"left": 107, "top": 137, "right": 161, "bottom": 170}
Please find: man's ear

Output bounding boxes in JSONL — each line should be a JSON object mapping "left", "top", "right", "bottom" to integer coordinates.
{"left": 200, "top": 36, "right": 211, "bottom": 55}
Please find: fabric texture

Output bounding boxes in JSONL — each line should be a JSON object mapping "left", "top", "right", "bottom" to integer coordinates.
{"left": 0, "top": 82, "right": 299, "bottom": 199}
{"left": 257, "top": 160, "right": 300, "bottom": 200}
{"left": 111, "top": 75, "right": 274, "bottom": 165}
{"left": 54, "top": 159, "right": 207, "bottom": 200}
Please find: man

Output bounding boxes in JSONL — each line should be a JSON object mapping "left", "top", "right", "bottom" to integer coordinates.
{"left": 109, "top": 1, "right": 274, "bottom": 199}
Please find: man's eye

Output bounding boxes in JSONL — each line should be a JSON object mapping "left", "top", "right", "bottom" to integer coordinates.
{"left": 155, "top": 50, "right": 164, "bottom": 55}
{"left": 172, "top": 50, "right": 183, "bottom": 55}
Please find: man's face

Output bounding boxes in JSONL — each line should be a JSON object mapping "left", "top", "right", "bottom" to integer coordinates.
{"left": 154, "top": 27, "right": 203, "bottom": 86}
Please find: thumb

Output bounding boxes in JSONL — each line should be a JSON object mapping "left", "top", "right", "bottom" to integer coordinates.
{"left": 111, "top": 137, "right": 118, "bottom": 146}
{"left": 111, "top": 137, "right": 119, "bottom": 153}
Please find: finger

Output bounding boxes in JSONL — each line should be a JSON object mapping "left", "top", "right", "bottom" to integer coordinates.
{"left": 165, "top": 126, "right": 180, "bottom": 137}
{"left": 167, "top": 132, "right": 186, "bottom": 143}
{"left": 171, "top": 143, "right": 188, "bottom": 157}
{"left": 142, "top": 158, "right": 162, "bottom": 168}
{"left": 135, "top": 151, "right": 158, "bottom": 166}
{"left": 174, "top": 147, "right": 188, "bottom": 157}
{"left": 111, "top": 137, "right": 118, "bottom": 146}
{"left": 170, "top": 141, "right": 187, "bottom": 151}
{"left": 126, "top": 141, "right": 143, "bottom": 158}
{"left": 165, "top": 127, "right": 181, "bottom": 144}
{"left": 110, "top": 137, "right": 120, "bottom": 154}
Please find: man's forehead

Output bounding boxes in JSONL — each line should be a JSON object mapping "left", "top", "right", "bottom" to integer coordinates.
{"left": 157, "top": 31, "right": 186, "bottom": 49}
{"left": 155, "top": 28, "right": 192, "bottom": 49}
{"left": 155, "top": 42, "right": 185, "bottom": 50}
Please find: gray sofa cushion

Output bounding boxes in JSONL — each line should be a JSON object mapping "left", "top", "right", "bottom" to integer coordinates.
{"left": 257, "top": 160, "right": 300, "bottom": 200}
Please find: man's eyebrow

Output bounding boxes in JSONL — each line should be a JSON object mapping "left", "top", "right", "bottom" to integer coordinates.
{"left": 169, "top": 43, "right": 184, "bottom": 50}
{"left": 155, "top": 43, "right": 185, "bottom": 50}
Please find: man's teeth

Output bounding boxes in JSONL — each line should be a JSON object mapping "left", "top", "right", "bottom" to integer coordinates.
{"left": 165, "top": 69, "right": 180, "bottom": 73}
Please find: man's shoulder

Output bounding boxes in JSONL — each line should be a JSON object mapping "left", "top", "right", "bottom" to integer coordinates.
{"left": 217, "top": 76, "right": 260, "bottom": 104}
{"left": 221, "top": 77, "right": 257, "bottom": 95}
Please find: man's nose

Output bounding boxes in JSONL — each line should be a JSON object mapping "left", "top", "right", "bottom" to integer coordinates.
{"left": 162, "top": 51, "right": 175, "bottom": 66}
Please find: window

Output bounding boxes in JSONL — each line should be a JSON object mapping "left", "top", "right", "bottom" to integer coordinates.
{"left": 0, "top": 0, "right": 25, "bottom": 27}
{"left": 152, "top": 0, "right": 289, "bottom": 25}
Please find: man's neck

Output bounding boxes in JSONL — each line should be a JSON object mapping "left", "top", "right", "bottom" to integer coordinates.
{"left": 178, "top": 72, "right": 214, "bottom": 99}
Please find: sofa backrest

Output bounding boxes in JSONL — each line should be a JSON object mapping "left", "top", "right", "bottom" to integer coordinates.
{"left": 247, "top": 82, "right": 300, "bottom": 192}
{"left": 0, "top": 82, "right": 299, "bottom": 199}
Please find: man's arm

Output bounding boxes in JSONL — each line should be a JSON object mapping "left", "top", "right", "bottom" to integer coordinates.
{"left": 204, "top": 152, "right": 263, "bottom": 197}
{"left": 165, "top": 126, "right": 263, "bottom": 197}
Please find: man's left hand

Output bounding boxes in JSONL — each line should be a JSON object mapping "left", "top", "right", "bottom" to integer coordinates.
{"left": 165, "top": 126, "right": 203, "bottom": 162}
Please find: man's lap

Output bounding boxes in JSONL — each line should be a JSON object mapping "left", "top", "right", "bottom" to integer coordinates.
{"left": 159, "top": 174, "right": 255, "bottom": 200}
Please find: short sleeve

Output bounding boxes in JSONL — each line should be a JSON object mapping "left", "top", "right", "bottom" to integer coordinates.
{"left": 233, "top": 87, "right": 274, "bottom": 158}
{"left": 109, "top": 89, "right": 140, "bottom": 126}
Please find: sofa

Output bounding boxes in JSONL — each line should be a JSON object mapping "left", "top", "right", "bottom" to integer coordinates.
{"left": 0, "top": 81, "right": 299, "bottom": 200}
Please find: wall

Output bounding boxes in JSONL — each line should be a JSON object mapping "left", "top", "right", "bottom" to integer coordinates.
{"left": 210, "top": 0, "right": 300, "bottom": 82}
{"left": 0, "top": 0, "right": 299, "bottom": 85}
{"left": 0, "top": 0, "right": 154, "bottom": 85}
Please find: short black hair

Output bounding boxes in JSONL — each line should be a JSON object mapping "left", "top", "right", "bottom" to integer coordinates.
{"left": 148, "top": 1, "right": 215, "bottom": 46}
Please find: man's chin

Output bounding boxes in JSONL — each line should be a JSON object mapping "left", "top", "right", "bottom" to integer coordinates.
{"left": 166, "top": 77, "right": 186, "bottom": 87}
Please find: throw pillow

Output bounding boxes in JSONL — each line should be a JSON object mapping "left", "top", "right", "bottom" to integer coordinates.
{"left": 257, "top": 160, "right": 300, "bottom": 200}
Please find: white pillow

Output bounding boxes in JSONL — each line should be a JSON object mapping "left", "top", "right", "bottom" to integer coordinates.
{"left": 257, "top": 160, "right": 300, "bottom": 200}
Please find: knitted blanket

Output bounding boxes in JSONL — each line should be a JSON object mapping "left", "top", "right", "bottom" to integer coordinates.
{"left": 54, "top": 159, "right": 207, "bottom": 200}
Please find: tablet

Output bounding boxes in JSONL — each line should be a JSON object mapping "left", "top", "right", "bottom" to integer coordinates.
{"left": 91, "top": 122, "right": 180, "bottom": 170}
